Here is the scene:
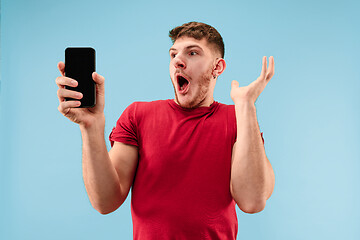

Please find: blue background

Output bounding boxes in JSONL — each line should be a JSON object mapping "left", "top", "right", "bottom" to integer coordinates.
{"left": 1, "top": 0, "right": 359, "bottom": 239}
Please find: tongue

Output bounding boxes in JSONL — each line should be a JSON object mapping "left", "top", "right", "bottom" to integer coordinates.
{"left": 180, "top": 81, "right": 188, "bottom": 90}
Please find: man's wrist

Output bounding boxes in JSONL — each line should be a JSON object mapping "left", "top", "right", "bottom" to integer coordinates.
{"left": 233, "top": 99, "right": 256, "bottom": 109}
{"left": 79, "top": 113, "right": 106, "bottom": 133}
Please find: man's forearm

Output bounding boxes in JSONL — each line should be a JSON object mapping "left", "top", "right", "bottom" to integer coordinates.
{"left": 230, "top": 101, "right": 275, "bottom": 213}
{"left": 80, "top": 114, "right": 123, "bottom": 214}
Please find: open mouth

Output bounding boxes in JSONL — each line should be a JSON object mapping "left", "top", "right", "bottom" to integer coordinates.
{"left": 177, "top": 75, "right": 190, "bottom": 93}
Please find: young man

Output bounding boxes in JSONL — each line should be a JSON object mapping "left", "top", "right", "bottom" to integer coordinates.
{"left": 56, "top": 22, "right": 275, "bottom": 240}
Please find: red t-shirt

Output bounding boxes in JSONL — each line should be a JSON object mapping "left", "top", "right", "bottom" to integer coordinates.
{"left": 109, "top": 99, "right": 264, "bottom": 240}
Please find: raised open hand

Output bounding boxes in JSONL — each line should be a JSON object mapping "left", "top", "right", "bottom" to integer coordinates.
{"left": 231, "top": 56, "right": 275, "bottom": 105}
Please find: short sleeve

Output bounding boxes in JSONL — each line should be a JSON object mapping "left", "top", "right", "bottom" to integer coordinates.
{"left": 109, "top": 103, "right": 139, "bottom": 147}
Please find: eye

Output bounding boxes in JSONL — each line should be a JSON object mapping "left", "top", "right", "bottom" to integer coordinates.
{"left": 170, "top": 53, "right": 177, "bottom": 58}
{"left": 190, "top": 51, "right": 197, "bottom": 56}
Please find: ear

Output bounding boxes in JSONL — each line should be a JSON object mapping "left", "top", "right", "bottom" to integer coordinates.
{"left": 212, "top": 58, "right": 226, "bottom": 78}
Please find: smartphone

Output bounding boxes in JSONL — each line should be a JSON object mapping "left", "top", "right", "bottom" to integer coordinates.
{"left": 65, "top": 47, "right": 96, "bottom": 108}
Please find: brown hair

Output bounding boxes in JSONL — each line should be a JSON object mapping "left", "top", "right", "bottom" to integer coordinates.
{"left": 169, "top": 22, "right": 225, "bottom": 58}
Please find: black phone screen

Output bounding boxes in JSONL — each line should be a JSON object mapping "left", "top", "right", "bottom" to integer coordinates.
{"left": 65, "top": 47, "right": 96, "bottom": 108}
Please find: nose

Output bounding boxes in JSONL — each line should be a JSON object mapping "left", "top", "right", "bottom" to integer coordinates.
{"left": 173, "top": 55, "right": 186, "bottom": 69}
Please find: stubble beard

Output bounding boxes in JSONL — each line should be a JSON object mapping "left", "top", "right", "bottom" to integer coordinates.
{"left": 172, "top": 65, "right": 213, "bottom": 109}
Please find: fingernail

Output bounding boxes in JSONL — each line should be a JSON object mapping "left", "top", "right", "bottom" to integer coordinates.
{"left": 71, "top": 80, "right": 77, "bottom": 86}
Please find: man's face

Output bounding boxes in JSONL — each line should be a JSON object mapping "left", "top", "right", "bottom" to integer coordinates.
{"left": 169, "top": 37, "right": 218, "bottom": 109}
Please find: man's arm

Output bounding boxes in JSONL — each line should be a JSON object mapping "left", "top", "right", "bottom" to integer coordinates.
{"left": 230, "top": 102, "right": 275, "bottom": 213}
{"left": 229, "top": 56, "right": 275, "bottom": 214}
{"left": 80, "top": 120, "right": 138, "bottom": 215}
{"left": 56, "top": 62, "right": 138, "bottom": 215}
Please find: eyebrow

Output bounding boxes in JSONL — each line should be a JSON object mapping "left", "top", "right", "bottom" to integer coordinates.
{"left": 169, "top": 44, "right": 204, "bottom": 53}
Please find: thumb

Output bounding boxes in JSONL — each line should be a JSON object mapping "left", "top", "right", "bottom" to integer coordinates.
{"left": 92, "top": 72, "right": 105, "bottom": 85}
{"left": 231, "top": 80, "right": 239, "bottom": 89}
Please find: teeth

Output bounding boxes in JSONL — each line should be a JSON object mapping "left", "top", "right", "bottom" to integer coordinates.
{"left": 180, "top": 86, "right": 184, "bottom": 90}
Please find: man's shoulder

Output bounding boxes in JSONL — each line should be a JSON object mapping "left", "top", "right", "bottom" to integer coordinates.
{"left": 213, "top": 102, "right": 236, "bottom": 122}
{"left": 215, "top": 101, "right": 235, "bottom": 111}
{"left": 126, "top": 99, "right": 171, "bottom": 116}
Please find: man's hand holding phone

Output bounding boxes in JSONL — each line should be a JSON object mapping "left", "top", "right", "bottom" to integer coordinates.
{"left": 56, "top": 61, "right": 105, "bottom": 129}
